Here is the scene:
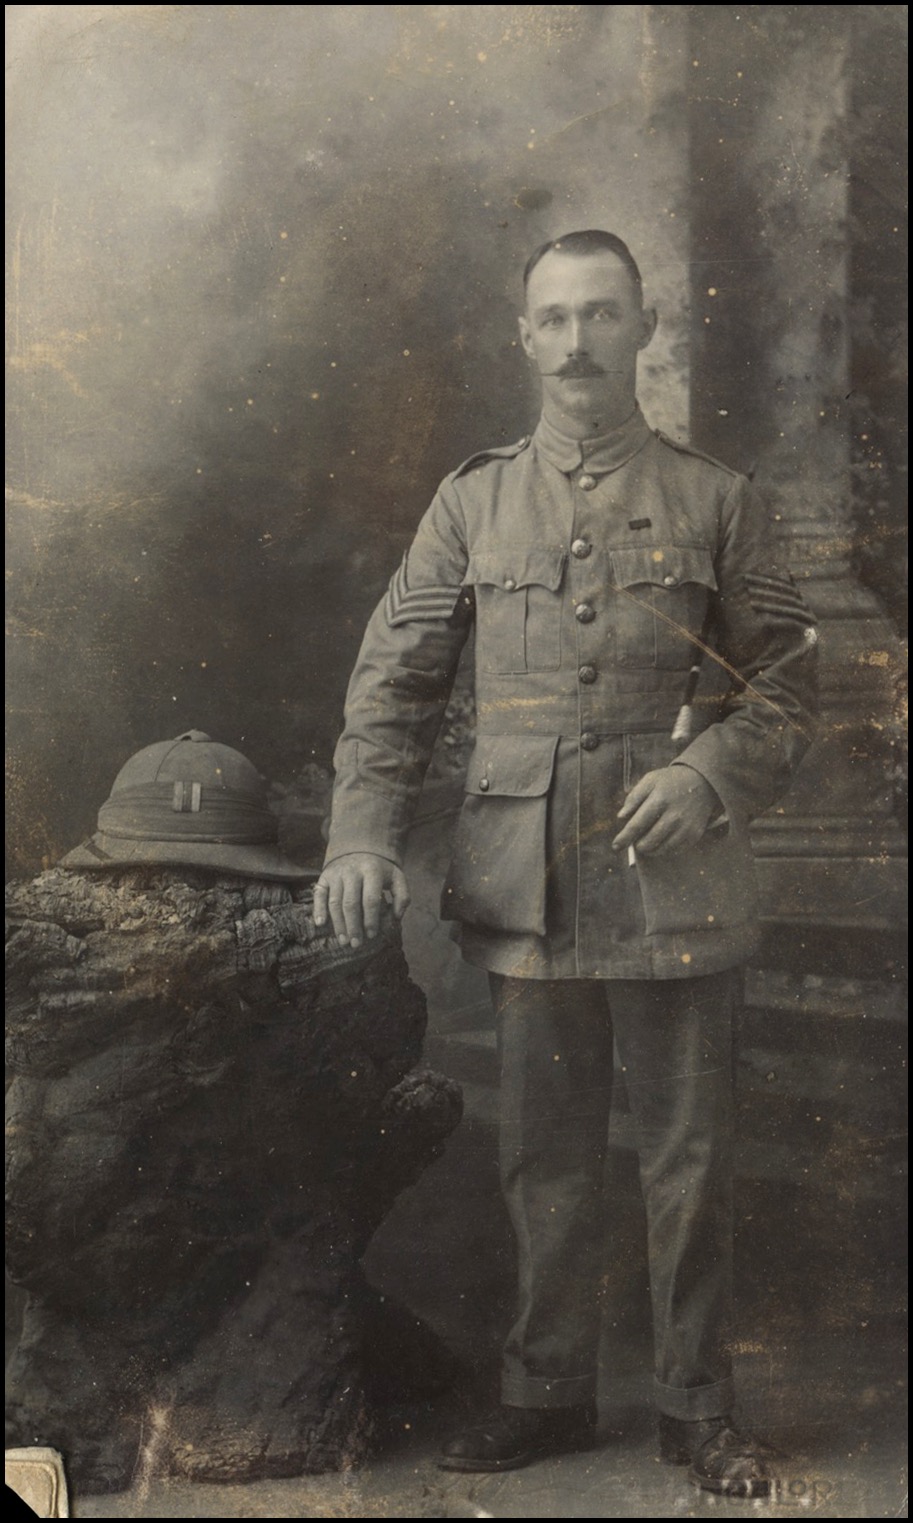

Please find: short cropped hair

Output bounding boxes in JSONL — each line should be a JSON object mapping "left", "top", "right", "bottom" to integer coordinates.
{"left": 523, "top": 230, "right": 643, "bottom": 300}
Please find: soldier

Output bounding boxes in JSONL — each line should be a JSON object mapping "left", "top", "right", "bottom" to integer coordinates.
{"left": 314, "top": 230, "right": 818, "bottom": 1497}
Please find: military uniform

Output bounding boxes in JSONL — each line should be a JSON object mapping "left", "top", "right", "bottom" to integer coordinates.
{"left": 324, "top": 404, "right": 817, "bottom": 1419}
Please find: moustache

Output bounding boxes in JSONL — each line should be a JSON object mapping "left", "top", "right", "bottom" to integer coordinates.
{"left": 538, "top": 361, "right": 607, "bottom": 379}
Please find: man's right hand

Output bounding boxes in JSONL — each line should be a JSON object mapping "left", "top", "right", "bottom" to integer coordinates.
{"left": 312, "top": 853, "right": 410, "bottom": 948}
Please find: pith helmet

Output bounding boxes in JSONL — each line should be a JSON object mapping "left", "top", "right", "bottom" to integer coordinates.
{"left": 60, "top": 730, "right": 313, "bottom": 882}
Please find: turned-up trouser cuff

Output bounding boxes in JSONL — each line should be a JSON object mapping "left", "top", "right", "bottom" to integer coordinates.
{"left": 492, "top": 971, "right": 737, "bottom": 1420}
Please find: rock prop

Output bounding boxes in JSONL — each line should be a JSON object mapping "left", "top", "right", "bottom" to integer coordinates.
{"left": 5, "top": 867, "right": 462, "bottom": 1493}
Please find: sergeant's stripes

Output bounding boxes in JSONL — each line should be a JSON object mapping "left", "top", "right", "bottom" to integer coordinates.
{"left": 385, "top": 554, "right": 466, "bottom": 627}
{"left": 743, "top": 572, "right": 816, "bottom": 625}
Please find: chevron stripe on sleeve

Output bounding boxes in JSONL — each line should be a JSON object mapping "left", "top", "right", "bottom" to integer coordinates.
{"left": 384, "top": 553, "right": 466, "bottom": 627}
{"left": 743, "top": 572, "right": 817, "bottom": 625}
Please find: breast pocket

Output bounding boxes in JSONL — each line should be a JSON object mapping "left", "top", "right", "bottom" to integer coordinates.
{"left": 466, "top": 546, "right": 566, "bottom": 674}
{"left": 609, "top": 545, "right": 717, "bottom": 671}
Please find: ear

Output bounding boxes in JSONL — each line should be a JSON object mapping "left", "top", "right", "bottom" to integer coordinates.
{"left": 518, "top": 314, "right": 536, "bottom": 361}
{"left": 638, "top": 306, "right": 658, "bottom": 350}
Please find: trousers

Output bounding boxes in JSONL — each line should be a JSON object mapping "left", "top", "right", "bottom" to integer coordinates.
{"left": 492, "top": 969, "right": 739, "bottom": 1421}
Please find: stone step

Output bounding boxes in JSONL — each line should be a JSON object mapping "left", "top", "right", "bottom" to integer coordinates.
{"left": 423, "top": 973, "right": 906, "bottom": 1197}
{"left": 428, "top": 1027, "right": 903, "bottom": 1132}
{"left": 425, "top": 965, "right": 905, "bottom": 1106}
{"left": 739, "top": 1006, "right": 904, "bottom": 1067}
{"left": 756, "top": 918, "right": 907, "bottom": 979}
{"left": 743, "top": 967, "right": 905, "bottom": 1023}
{"left": 448, "top": 1080, "right": 901, "bottom": 1199}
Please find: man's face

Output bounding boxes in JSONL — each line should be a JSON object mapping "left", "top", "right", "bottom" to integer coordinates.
{"left": 518, "top": 249, "right": 656, "bottom": 424}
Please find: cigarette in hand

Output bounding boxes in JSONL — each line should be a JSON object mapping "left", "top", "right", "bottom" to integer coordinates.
{"left": 627, "top": 844, "right": 636, "bottom": 867}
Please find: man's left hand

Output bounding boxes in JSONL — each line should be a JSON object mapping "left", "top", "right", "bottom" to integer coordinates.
{"left": 612, "top": 765, "right": 720, "bottom": 856}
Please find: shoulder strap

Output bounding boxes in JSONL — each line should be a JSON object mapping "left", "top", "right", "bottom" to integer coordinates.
{"left": 450, "top": 435, "right": 532, "bottom": 480}
{"left": 654, "top": 429, "right": 739, "bottom": 477}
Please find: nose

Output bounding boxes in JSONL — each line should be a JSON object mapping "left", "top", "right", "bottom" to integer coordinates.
{"left": 566, "top": 317, "right": 588, "bottom": 355}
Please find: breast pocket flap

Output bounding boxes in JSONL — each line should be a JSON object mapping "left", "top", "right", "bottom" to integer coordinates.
{"left": 610, "top": 545, "right": 718, "bottom": 591}
{"left": 465, "top": 546, "right": 566, "bottom": 592}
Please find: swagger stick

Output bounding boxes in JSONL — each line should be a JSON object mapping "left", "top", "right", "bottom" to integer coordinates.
{"left": 670, "top": 616, "right": 712, "bottom": 752}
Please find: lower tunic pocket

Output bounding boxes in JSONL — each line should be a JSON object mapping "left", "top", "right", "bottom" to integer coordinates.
{"left": 440, "top": 734, "right": 560, "bottom": 935}
{"left": 635, "top": 820, "right": 758, "bottom": 937}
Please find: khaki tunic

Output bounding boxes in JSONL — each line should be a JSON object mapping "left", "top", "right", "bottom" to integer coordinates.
{"left": 325, "top": 407, "right": 818, "bottom": 980}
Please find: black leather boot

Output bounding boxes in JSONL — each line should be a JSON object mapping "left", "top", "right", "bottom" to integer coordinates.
{"left": 439, "top": 1402, "right": 598, "bottom": 1472}
{"left": 659, "top": 1413, "right": 775, "bottom": 1497}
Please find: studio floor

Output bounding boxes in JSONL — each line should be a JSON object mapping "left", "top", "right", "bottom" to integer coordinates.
{"left": 61, "top": 1326, "right": 907, "bottom": 1519}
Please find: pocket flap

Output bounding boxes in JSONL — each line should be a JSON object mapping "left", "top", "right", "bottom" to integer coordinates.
{"left": 465, "top": 734, "right": 560, "bottom": 797}
{"left": 610, "top": 545, "right": 718, "bottom": 591}
{"left": 466, "top": 546, "right": 566, "bottom": 592}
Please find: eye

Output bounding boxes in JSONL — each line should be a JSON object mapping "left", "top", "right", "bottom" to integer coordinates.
{"left": 540, "top": 314, "right": 564, "bottom": 328}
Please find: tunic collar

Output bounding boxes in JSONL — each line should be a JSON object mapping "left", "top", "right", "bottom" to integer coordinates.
{"left": 534, "top": 404, "right": 652, "bottom": 476}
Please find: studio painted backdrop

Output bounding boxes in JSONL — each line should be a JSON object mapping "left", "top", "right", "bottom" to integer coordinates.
{"left": 5, "top": 7, "right": 907, "bottom": 1515}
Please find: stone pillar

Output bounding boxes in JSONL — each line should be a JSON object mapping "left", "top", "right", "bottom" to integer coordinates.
{"left": 688, "top": 6, "right": 904, "bottom": 940}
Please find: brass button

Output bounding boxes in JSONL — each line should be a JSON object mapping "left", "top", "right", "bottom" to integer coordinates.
{"left": 662, "top": 573, "right": 678, "bottom": 587}
{"left": 503, "top": 577, "right": 517, "bottom": 591}
{"left": 575, "top": 603, "right": 596, "bottom": 624}
{"left": 478, "top": 777, "right": 490, "bottom": 791}
{"left": 578, "top": 665, "right": 597, "bottom": 685}
{"left": 571, "top": 538, "right": 592, "bottom": 559}
{"left": 580, "top": 732, "right": 600, "bottom": 752}
{"left": 578, "top": 473, "right": 597, "bottom": 491}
